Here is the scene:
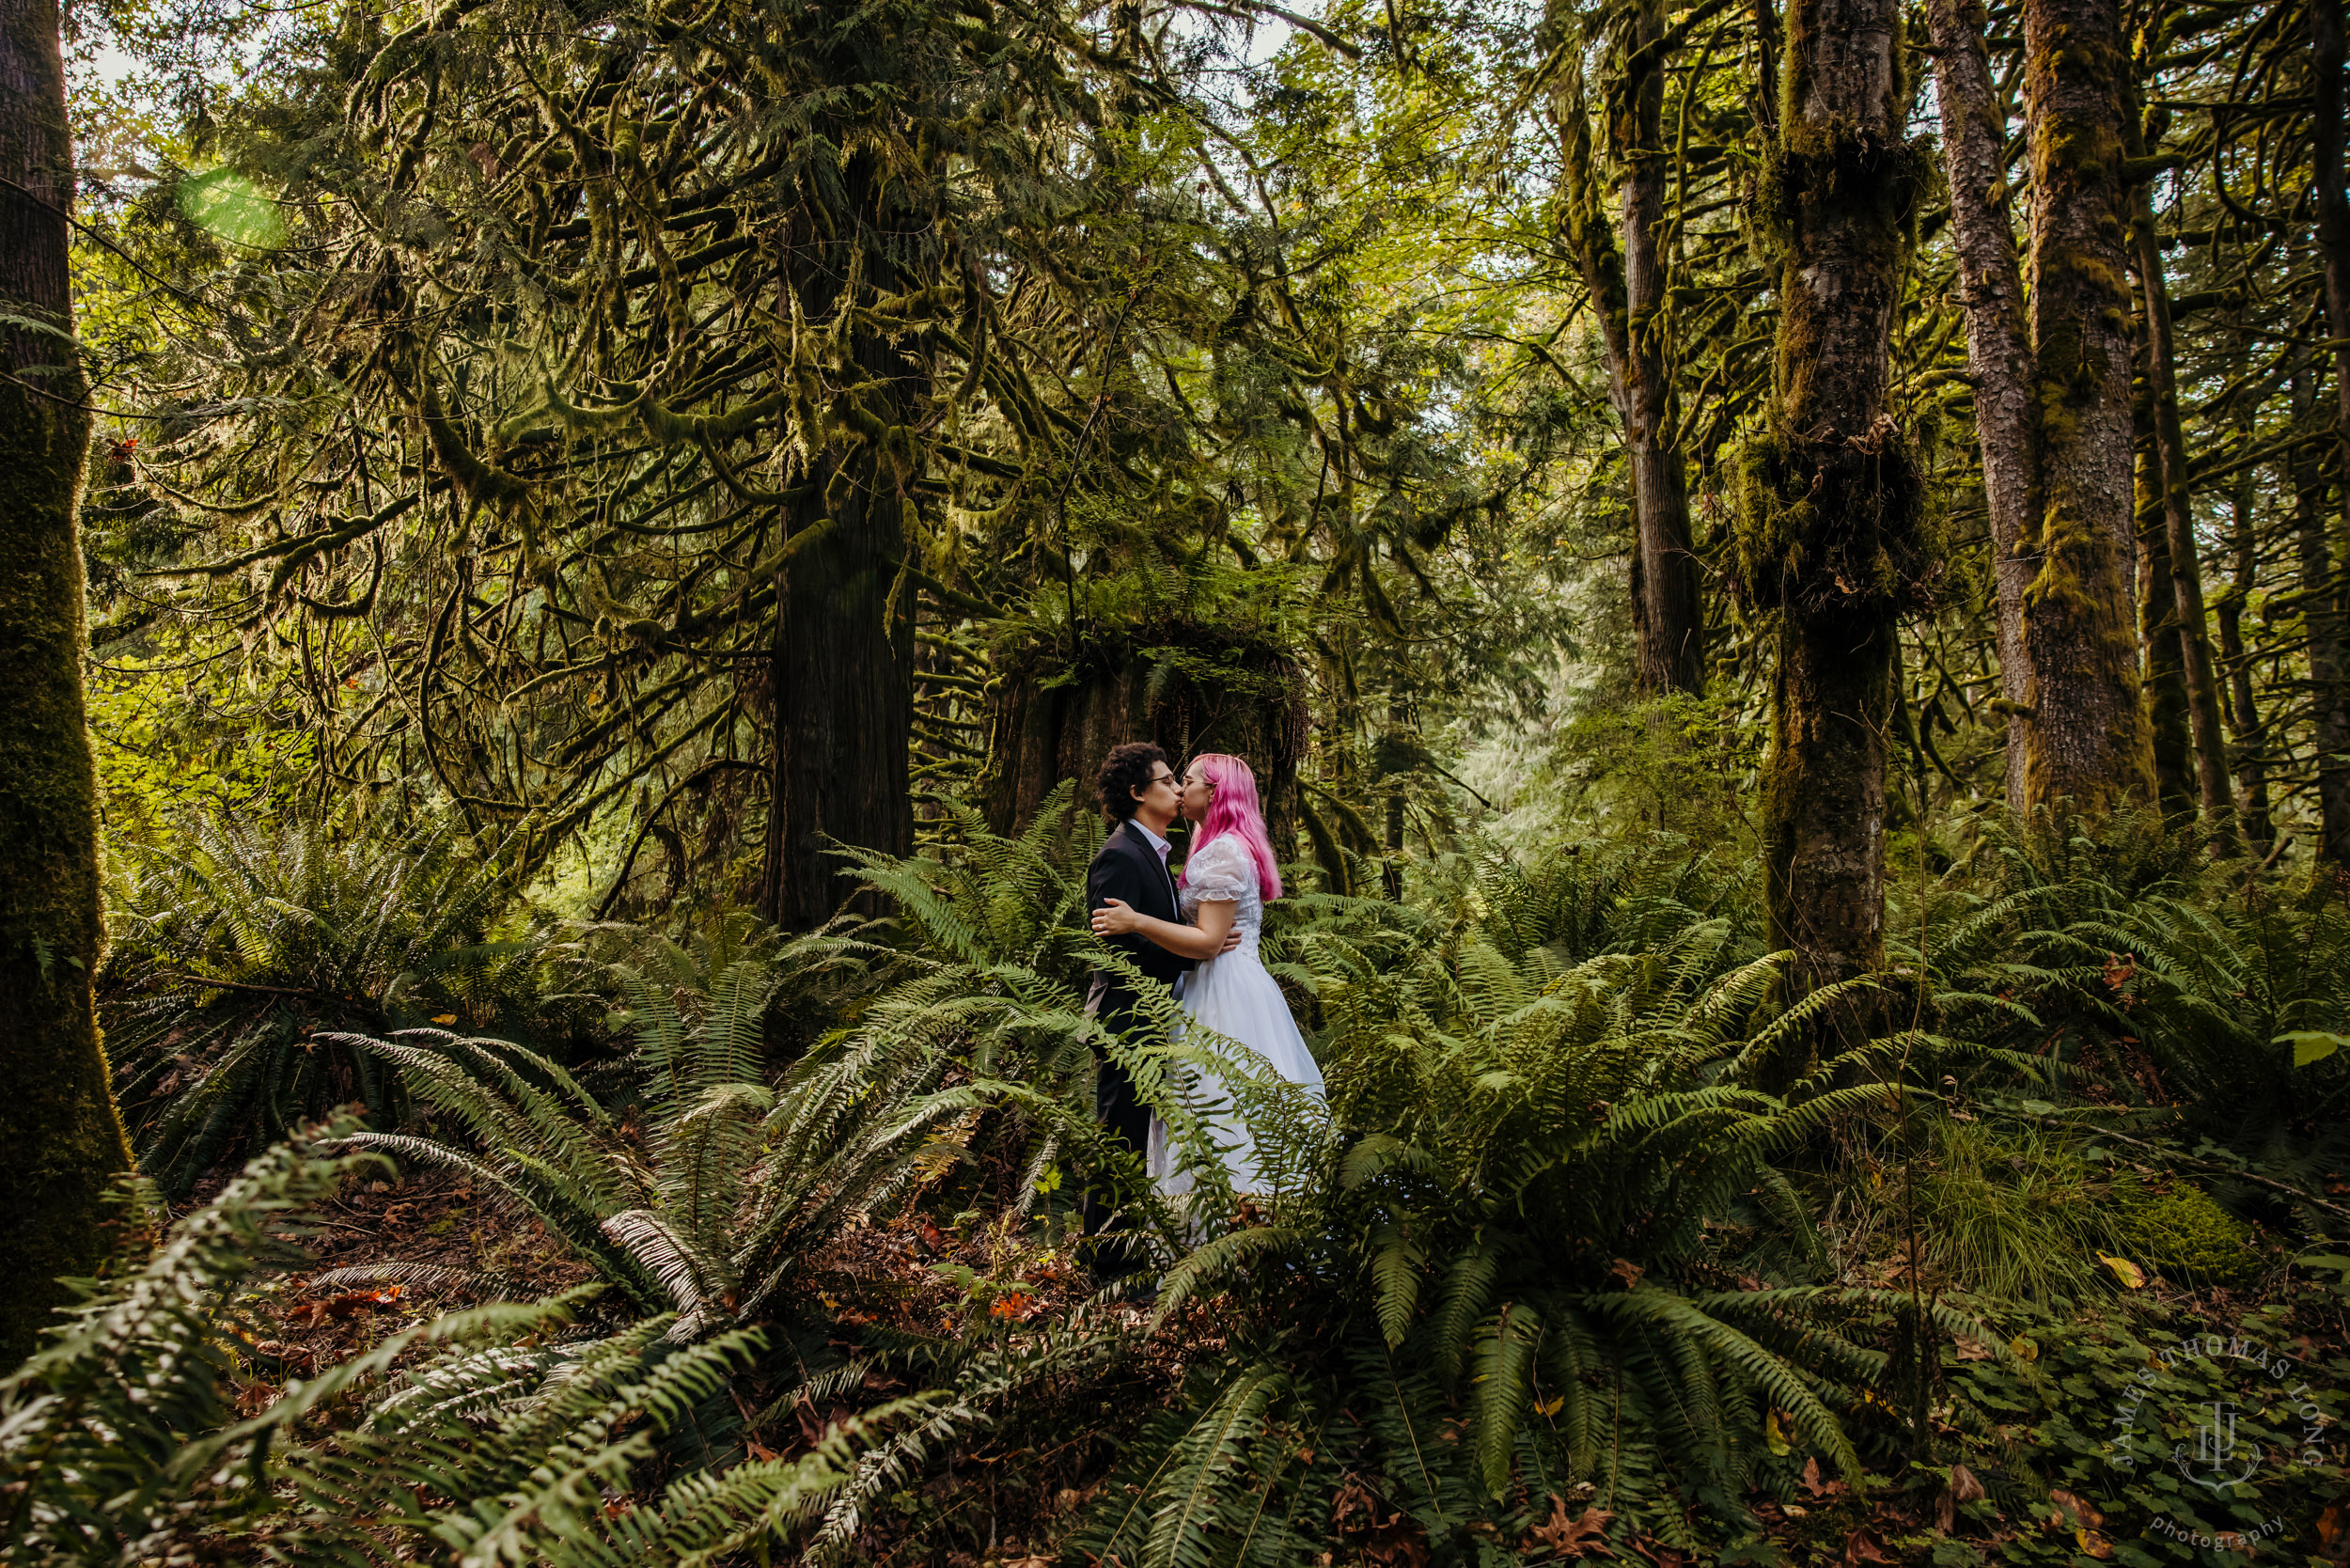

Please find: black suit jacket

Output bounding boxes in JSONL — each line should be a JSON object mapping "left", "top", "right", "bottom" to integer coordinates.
{"left": 1086, "top": 818, "right": 1190, "bottom": 1020}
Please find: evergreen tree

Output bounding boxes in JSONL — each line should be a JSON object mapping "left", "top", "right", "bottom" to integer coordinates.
{"left": 0, "top": 0, "right": 135, "bottom": 1362}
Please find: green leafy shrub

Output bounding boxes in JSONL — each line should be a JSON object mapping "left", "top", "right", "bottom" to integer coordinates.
{"left": 1938, "top": 1298, "right": 2350, "bottom": 1563}
{"left": 1910, "top": 809, "right": 2350, "bottom": 1153}
{"left": 0, "top": 1130, "right": 906, "bottom": 1566}
{"left": 101, "top": 813, "right": 582, "bottom": 1192}
{"left": 330, "top": 915, "right": 1026, "bottom": 1335}
{"left": 1073, "top": 865, "right": 1977, "bottom": 1563}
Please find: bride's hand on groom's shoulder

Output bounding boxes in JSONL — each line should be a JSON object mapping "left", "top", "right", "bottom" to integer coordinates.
{"left": 1090, "top": 898, "right": 1141, "bottom": 936}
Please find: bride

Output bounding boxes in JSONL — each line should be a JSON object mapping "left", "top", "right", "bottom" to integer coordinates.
{"left": 1089, "top": 752, "right": 1324, "bottom": 1197}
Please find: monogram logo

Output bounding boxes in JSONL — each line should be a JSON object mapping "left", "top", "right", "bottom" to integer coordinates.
{"left": 2174, "top": 1399, "right": 2261, "bottom": 1490}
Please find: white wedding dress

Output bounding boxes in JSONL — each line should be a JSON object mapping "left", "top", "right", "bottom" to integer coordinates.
{"left": 1145, "top": 835, "right": 1326, "bottom": 1197}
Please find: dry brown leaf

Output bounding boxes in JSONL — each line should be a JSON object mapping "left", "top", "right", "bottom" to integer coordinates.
{"left": 1528, "top": 1496, "right": 1614, "bottom": 1559}
{"left": 1842, "top": 1528, "right": 1893, "bottom": 1565}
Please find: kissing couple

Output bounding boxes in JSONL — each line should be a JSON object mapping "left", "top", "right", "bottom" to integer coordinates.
{"left": 1080, "top": 742, "right": 1326, "bottom": 1247}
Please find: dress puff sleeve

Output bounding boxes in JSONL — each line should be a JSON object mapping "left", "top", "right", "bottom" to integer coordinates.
{"left": 1183, "top": 837, "right": 1254, "bottom": 903}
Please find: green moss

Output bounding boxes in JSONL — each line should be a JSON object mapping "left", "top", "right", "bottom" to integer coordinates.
{"left": 1726, "top": 420, "right": 1934, "bottom": 615}
{"left": 2115, "top": 1179, "right": 2262, "bottom": 1286}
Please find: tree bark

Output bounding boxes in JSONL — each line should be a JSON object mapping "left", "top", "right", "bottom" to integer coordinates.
{"left": 2134, "top": 403, "right": 2195, "bottom": 815}
{"left": 1553, "top": 13, "right": 1703, "bottom": 698}
{"left": 2123, "top": 129, "right": 2233, "bottom": 850}
{"left": 2292, "top": 348, "right": 2350, "bottom": 864}
{"left": 757, "top": 160, "right": 919, "bottom": 930}
{"left": 2312, "top": 0, "right": 2350, "bottom": 865}
{"left": 1617, "top": 0, "right": 1704, "bottom": 697}
{"left": 1738, "top": 0, "right": 1919, "bottom": 1069}
{"left": 2217, "top": 455, "right": 2272, "bottom": 855}
{"left": 1924, "top": 0, "right": 2036, "bottom": 805}
{"left": 0, "top": 0, "right": 135, "bottom": 1363}
{"left": 2013, "top": 0, "right": 2154, "bottom": 812}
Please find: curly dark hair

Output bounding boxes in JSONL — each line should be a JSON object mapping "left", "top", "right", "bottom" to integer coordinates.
{"left": 1096, "top": 741, "right": 1170, "bottom": 821}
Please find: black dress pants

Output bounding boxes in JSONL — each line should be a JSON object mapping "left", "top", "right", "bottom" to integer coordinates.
{"left": 1080, "top": 983, "right": 1155, "bottom": 1275}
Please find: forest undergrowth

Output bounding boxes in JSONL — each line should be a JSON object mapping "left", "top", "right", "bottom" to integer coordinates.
{"left": 7, "top": 799, "right": 2349, "bottom": 1567}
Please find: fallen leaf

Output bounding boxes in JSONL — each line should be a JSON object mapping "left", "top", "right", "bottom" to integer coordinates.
{"left": 2095, "top": 1251, "right": 2146, "bottom": 1288}
{"left": 1608, "top": 1258, "right": 1645, "bottom": 1290}
{"left": 431, "top": 1013, "right": 459, "bottom": 1026}
{"left": 2076, "top": 1529, "right": 2112, "bottom": 1559}
{"left": 2009, "top": 1335, "right": 2039, "bottom": 1360}
{"left": 2049, "top": 1489, "right": 2103, "bottom": 1530}
{"left": 1936, "top": 1462, "right": 1984, "bottom": 1532}
{"left": 1800, "top": 1454, "right": 1846, "bottom": 1498}
{"left": 1842, "top": 1529, "right": 1893, "bottom": 1565}
{"left": 1528, "top": 1497, "right": 1614, "bottom": 1558}
{"left": 2319, "top": 1499, "right": 2346, "bottom": 1549}
{"left": 1764, "top": 1408, "right": 1793, "bottom": 1456}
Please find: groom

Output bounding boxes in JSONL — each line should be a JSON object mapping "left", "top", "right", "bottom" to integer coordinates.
{"left": 1084, "top": 743, "right": 1192, "bottom": 1164}
{"left": 1080, "top": 742, "right": 1229, "bottom": 1268}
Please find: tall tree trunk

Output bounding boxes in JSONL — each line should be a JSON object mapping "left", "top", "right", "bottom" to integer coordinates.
{"left": 2311, "top": 0, "right": 2350, "bottom": 865}
{"left": 758, "top": 165, "right": 918, "bottom": 930}
{"left": 1924, "top": 0, "right": 2036, "bottom": 805}
{"left": 2292, "top": 350, "right": 2350, "bottom": 865}
{"left": 1736, "top": 0, "right": 1919, "bottom": 1068}
{"left": 2135, "top": 405, "right": 2195, "bottom": 814}
{"left": 2218, "top": 454, "right": 2273, "bottom": 855}
{"left": 1618, "top": 0, "right": 1704, "bottom": 696}
{"left": 2013, "top": 0, "right": 2154, "bottom": 811}
{"left": 2123, "top": 118, "right": 2233, "bottom": 850}
{"left": 0, "top": 0, "right": 135, "bottom": 1363}
{"left": 1553, "top": 13, "right": 1703, "bottom": 698}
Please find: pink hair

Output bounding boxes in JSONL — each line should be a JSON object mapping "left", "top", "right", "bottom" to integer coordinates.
{"left": 1181, "top": 753, "right": 1283, "bottom": 902}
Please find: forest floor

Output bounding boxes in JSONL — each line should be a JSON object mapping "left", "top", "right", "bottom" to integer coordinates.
{"left": 201, "top": 1160, "right": 2350, "bottom": 1567}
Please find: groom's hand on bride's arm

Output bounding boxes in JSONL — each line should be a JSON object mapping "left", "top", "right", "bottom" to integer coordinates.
{"left": 1090, "top": 897, "right": 1142, "bottom": 936}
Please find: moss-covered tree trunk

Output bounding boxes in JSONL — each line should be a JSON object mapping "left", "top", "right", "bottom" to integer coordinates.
{"left": 2218, "top": 365, "right": 2273, "bottom": 853}
{"left": 2123, "top": 117, "right": 2232, "bottom": 851}
{"left": 2291, "top": 347, "right": 2350, "bottom": 866}
{"left": 2134, "top": 409, "right": 2195, "bottom": 815}
{"left": 0, "top": 0, "right": 134, "bottom": 1363}
{"left": 1925, "top": 0, "right": 2036, "bottom": 804}
{"left": 759, "top": 369, "right": 916, "bottom": 930}
{"left": 757, "top": 156, "right": 919, "bottom": 930}
{"left": 2013, "top": 0, "right": 2154, "bottom": 811}
{"left": 1554, "top": 8, "right": 1704, "bottom": 698}
{"left": 1734, "top": 0, "right": 1922, "bottom": 1069}
{"left": 982, "top": 622, "right": 1308, "bottom": 856}
{"left": 2311, "top": 0, "right": 2350, "bottom": 865}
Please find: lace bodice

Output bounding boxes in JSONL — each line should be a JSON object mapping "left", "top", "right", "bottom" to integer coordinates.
{"left": 1179, "top": 836, "right": 1262, "bottom": 957}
